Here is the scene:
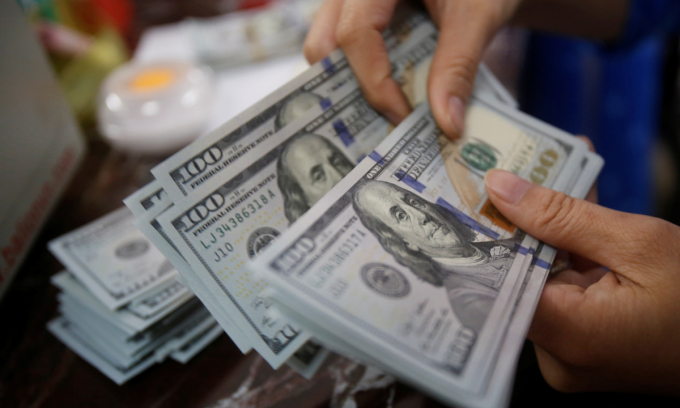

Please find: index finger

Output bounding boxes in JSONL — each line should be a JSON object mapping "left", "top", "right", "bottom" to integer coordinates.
{"left": 304, "top": 0, "right": 345, "bottom": 64}
{"left": 336, "top": 0, "right": 412, "bottom": 123}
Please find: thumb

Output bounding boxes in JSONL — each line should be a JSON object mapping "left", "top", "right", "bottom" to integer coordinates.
{"left": 484, "top": 169, "right": 636, "bottom": 271}
{"left": 425, "top": 1, "right": 511, "bottom": 139}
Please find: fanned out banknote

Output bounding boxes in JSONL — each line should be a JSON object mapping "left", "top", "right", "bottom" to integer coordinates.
{"left": 142, "top": 13, "right": 526, "bottom": 370}
{"left": 249, "top": 98, "right": 598, "bottom": 407}
{"left": 125, "top": 170, "right": 329, "bottom": 375}
{"left": 135, "top": 12, "right": 438, "bottom": 368}
{"left": 126, "top": 181, "right": 254, "bottom": 353}
{"left": 115, "top": 7, "right": 604, "bottom": 406}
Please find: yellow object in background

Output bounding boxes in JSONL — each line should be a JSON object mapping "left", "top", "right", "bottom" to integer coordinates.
{"left": 129, "top": 69, "right": 176, "bottom": 93}
{"left": 58, "top": 27, "right": 128, "bottom": 123}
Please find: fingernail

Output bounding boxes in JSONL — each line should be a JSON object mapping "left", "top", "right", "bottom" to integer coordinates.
{"left": 386, "top": 111, "right": 402, "bottom": 125}
{"left": 448, "top": 96, "right": 466, "bottom": 137}
{"left": 485, "top": 169, "right": 532, "bottom": 205}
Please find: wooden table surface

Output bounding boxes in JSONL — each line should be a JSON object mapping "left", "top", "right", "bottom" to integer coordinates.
{"left": 1, "top": 138, "right": 678, "bottom": 408}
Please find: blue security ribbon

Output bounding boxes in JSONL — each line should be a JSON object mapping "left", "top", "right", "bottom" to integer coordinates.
{"left": 401, "top": 175, "right": 427, "bottom": 193}
{"left": 333, "top": 119, "right": 354, "bottom": 147}
{"left": 321, "top": 57, "right": 336, "bottom": 75}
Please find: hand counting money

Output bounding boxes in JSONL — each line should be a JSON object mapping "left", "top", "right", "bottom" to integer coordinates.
{"left": 140, "top": 12, "right": 522, "bottom": 369}
{"left": 61, "top": 7, "right": 608, "bottom": 404}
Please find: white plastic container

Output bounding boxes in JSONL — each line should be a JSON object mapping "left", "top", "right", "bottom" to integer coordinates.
{"left": 98, "top": 60, "right": 215, "bottom": 154}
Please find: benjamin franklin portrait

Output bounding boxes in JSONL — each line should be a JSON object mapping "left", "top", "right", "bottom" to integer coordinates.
{"left": 351, "top": 180, "right": 517, "bottom": 333}
{"left": 277, "top": 133, "right": 354, "bottom": 223}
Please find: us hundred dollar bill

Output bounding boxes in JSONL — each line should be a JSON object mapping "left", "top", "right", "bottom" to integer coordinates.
{"left": 151, "top": 46, "right": 419, "bottom": 364}
{"left": 392, "top": 22, "right": 517, "bottom": 109}
{"left": 59, "top": 293, "right": 207, "bottom": 361}
{"left": 141, "top": 199, "right": 331, "bottom": 373}
{"left": 476, "top": 150, "right": 602, "bottom": 407}
{"left": 48, "top": 207, "right": 181, "bottom": 310}
{"left": 156, "top": 151, "right": 312, "bottom": 367}
{"left": 473, "top": 242, "right": 552, "bottom": 408}
{"left": 483, "top": 153, "right": 603, "bottom": 404}
{"left": 151, "top": 13, "right": 509, "bottom": 203}
{"left": 149, "top": 50, "right": 519, "bottom": 367}
{"left": 249, "top": 99, "right": 587, "bottom": 405}
{"left": 125, "top": 181, "right": 254, "bottom": 353}
{"left": 128, "top": 183, "right": 332, "bottom": 374}
{"left": 145, "top": 23, "right": 524, "bottom": 368}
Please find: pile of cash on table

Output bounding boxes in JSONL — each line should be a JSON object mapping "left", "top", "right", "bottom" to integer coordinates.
{"left": 60, "top": 8, "right": 603, "bottom": 406}
{"left": 47, "top": 208, "right": 223, "bottom": 385}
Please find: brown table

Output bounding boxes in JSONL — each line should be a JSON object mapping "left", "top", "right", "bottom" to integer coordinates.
{"left": 1, "top": 136, "right": 678, "bottom": 408}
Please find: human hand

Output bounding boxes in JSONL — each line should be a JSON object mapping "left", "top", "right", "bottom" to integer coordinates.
{"left": 303, "top": 0, "right": 522, "bottom": 137}
{"left": 484, "top": 168, "right": 680, "bottom": 395}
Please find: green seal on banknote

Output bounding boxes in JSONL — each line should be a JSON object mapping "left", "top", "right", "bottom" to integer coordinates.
{"left": 461, "top": 143, "right": 497, "bottom": 171}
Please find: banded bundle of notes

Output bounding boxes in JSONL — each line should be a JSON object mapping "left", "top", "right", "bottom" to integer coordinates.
{"left": 47, "top": 208, "right": 223, "bottom": 385}
{"left": 74, "top": 9, "right": 602, "bottom": 406}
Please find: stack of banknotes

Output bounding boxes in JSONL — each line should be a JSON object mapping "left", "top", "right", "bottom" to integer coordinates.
{"left": 46, "top": 208, "right": 224, "bottom": 385}
{"left": 123, "top": 10, "right": 599, "bottom": 406}
{"left": 188, "top": 0, "right": 323, "bottom": 69}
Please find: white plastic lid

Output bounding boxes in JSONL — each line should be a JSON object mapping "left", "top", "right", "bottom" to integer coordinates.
{"left": 97, "top": 60, "right": 215, "bottom": 154}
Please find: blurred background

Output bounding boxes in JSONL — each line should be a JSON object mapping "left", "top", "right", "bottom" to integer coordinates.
{"left": 20, "top": 0, "right": 680, "bottom": 220}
